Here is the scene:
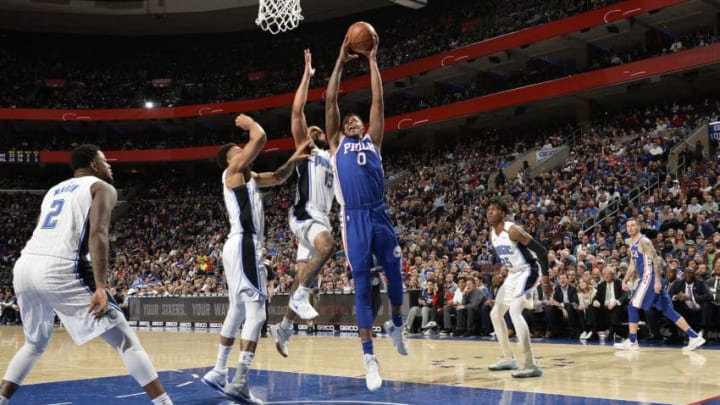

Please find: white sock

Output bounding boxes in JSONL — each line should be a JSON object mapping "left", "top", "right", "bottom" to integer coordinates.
{"left": 151, "top": 392, "right": 173, "bottom": 405}
{"left": 293, "top": 286, "right": 309, "bottom": 299}
{"left": 214, "top": 344, "right": 232, "bottom": 372}
{"left": 281, "top": 317, "right": 294, "bottom": 330}
{"left": 0, "top": 396, "right": 9, "bottom": 405}
{"left": 239, "top": 351, "right": 255, "bottom": 369}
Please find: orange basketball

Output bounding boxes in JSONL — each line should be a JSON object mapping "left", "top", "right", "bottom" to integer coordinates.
{"left": 346, "top": 21, "right": 377, "bottom": 54}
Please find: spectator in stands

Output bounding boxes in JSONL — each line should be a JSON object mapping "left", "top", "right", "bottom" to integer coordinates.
{"left": 589, "top": 267, "right": 624, "bottom": 341}
{"left": 546, "top": 273, "right": 579, "bottom": 338}
{"left": 441, "top": 276, "right": 466, "bottom": 335}
{"left": 668, "top": 267, "right": 712, "bottom": 338}
{"left": 454, "top": 276, "right": 486, "bottom": 337}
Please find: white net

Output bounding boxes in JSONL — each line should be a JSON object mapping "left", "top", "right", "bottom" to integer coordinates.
{"left": 255, "top": 0, "right": 304, "bottom": 35}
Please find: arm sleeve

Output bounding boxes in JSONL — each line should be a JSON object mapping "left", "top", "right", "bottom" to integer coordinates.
{"left": 526, "top": 238, "right": 548, "bottom": 275}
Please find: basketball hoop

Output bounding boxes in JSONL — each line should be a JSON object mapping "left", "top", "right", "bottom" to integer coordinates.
{"left": 255, "top": 0, "right": 303, "bottom": 35}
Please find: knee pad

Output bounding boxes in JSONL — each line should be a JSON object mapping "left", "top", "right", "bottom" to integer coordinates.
{"left": 628, "top": 306, "right": 640, "bottom": 323}
{"left": 101, "top": 323, "right": 158, "bottom": 387}
{"left": 25, "top": 337, "right": 50, "bottom": 355}
{"left": 221, "top": 301, "right": 245, "bottom": 339}
{"left": 240, "top": 301, "right": 266, "bottom": 342}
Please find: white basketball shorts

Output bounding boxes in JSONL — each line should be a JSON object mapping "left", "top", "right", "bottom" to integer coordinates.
{"left": 289, "top": 207, "right": 331, "bottom": 262}
{"left": 12, "top": 254, "right": 124, "bottom": 346}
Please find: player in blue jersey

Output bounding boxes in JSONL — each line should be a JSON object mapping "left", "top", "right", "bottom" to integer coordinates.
{"left": 325, "top": 33, "right": 408, "bottom": 391}
{"left": 615, "top": 218, "right": 705, "bottom": 351}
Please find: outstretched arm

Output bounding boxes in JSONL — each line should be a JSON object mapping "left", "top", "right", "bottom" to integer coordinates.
{"left": 291, "top": 49, "right": 314, "bottom": 148}
{"left": 254, "top": 138, "right": 313, "bottom": 187}
{"left": 362, "top": 35, "right": 384, "bottom": 150}
{"left": 325, "top": 37, "right": 357, "bottom": 152}
{"left": 509, "top": 224, "right": 548, "bottom": 274}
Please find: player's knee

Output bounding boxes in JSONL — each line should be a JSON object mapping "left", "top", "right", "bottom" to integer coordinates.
{"left": 24, "top": 338, "right": 49, "bottom": 355}
{"left": 628, "top": 306, "right": 640, "bottom": 323}
{"left": 314, "top": 232, "right": 335, "bottom": 258}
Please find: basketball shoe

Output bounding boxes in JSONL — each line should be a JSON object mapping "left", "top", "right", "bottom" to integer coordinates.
{"left": 488, "top": 358, "right": 519, "bottom": 371}
{"left": 224, "top": 373, "right": 263, "bottom": 404}
{"left": 614, "top": 338, "right": 639, "bottom": 351}
{"left": 384, "top": 320, "right": 409, "bottom": 355}
{"left": 364, "top": 354, "right": 382, "bottom": 391}
{"left": 512, "top": 360, "right": 542, "bottom": 378}
{"left": 683, "top": 331, "right": 705, "bottom": 351}
{"left": 201, "top": 368, "right": 228, "bottom": 395}
{"left": 269, "top": 323, "right": 292, "bottom": 357}
{"left": 289, "top": 289, "right": 319, "bottom": 320}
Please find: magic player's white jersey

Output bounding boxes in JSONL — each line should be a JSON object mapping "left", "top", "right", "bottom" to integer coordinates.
{"left": 292, "top": 147, "right": 334, "bottom": 217}
{"left": 22, "top": 175, "right": 105, "bottom": 262}
{"left": 490, "top": 221, "right": 535, "bottom": 274}
{"left": 222, "top": 171, "right": 264, "bottom": 239}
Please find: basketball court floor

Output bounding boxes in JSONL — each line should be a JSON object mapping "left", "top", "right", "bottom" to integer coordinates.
{"left": 0, "top": 325, "right": 718, "bottom": 405}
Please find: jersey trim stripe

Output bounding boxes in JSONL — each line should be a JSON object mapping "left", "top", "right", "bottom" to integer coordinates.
{"left": 233, "top": 186, "right": 256, "bottom": 235}
{"left": 340, "top": 207, "right": 352, "bottom": 273}
{"left": 331, "top": 146, "right": 345, "bottom": 207}
{"left": 75, "top": 213, "right": 94, "bottom": 293}
{"left": 233, "top": 185, "right": 261, "bottom": 290}
{"left": 241, "top": 234, "right": 260, "bottom": 290}
{"left": 292, "top": 162, "right": 311, "bottom": 221}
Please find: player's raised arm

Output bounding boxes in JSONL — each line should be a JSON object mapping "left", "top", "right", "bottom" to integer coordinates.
{"left": 227, "top": 114, "right": 267, "bottom": 173}
{"left": 363, "top": 35, "right": 384, "bottom": 150}
{"left": 254, "top": 138, "right": 313, "bottom": 188}
{"left": 291, "top": 49, "right": 314, "bottom": 148}
{"left": 325, "top": 37, "right": 357, "bottom": 152}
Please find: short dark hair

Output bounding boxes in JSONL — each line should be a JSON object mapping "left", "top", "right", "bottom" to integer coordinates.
{"left": 342, "top": 113, "right": 363, "bottom": 128}
{"left": 488, "top": 198, "right": 508, "bottom": 214}
{"left": 69, "top": 144, "right": 100, "bottom": 170}
{"left": 217, "top": 143, "right": 236, "bottom": 169}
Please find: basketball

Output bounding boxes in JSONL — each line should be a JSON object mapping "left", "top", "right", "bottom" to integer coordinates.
{"left": 346, "top": 21, "right": 377, "bottom": 53}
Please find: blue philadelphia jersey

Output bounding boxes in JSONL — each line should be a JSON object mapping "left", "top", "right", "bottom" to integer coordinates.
{"left": 333, "top": 134, "right": 384, "bottom": 208}
{"left": 332, "top": 134, "right": 404, "bottom": 329}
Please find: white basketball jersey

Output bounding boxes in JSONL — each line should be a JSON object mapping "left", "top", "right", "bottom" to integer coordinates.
{"left": 22, "top": 176, "right": 104, "bottom": 261}
{"left": 491, "top": 221, "right": 534, "bottom": 274}
{"left": 222, "top": 171, "right": 264, "bottom": 239}
{"left": 293, "top": 147, "right": 334, "bottom": 216}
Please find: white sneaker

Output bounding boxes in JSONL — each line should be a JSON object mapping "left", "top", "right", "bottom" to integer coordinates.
{"left": 289, "top": 290, "right": 319, "bottom": 320}
{"left": 201, "top": 368, "right": 228, "bottom": 395}
{"left": 364, "top": 354, "right": 382, "bottom": 391}
{"left": 384, "top": 320, "right": 409, "bottom": 356}
{"left": 488, "top": 358, "right": 519, "bottom": 371}
{"left": 579, "top": 331, "right": 591, "bottom": 340}
{"left": 683, "top": 331, "right": 706, "bottom": 351}
{"left": 421, "top": 321, "right": 437, "bottom": 330}
{"left": 269, "top": 323, "right": 292, "bottom": 358}
{"left": 224, "top": 374, "right": 263, "bottom": 404}
{"left": 613, "top": 339, "right": 639, "bottom": 351}
{"left": 512, "top": 366, "right": 543, "bottom": 378}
